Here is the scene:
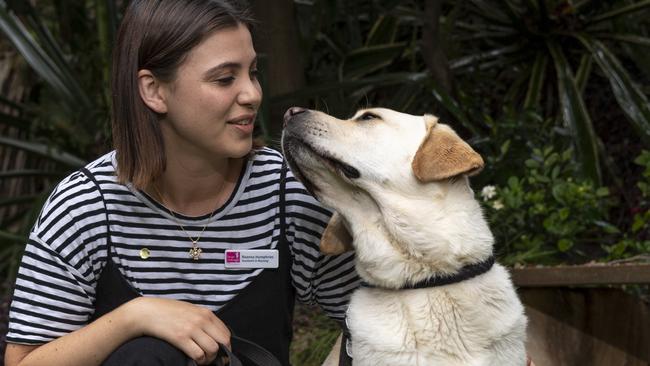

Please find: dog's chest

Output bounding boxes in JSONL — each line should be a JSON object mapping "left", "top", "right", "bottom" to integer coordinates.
{"left": 346, "top": 288, "right": 491, "bottom": 364}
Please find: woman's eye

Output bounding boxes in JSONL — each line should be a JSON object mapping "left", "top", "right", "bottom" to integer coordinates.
{"left": 216, "top": 76, "right": 235, "bottom": 85}
{"left": 250, "top": 69, "right": 259, "bottom": 79}
{"left": 357, "top": 112, "right": 378, "bottom": 121}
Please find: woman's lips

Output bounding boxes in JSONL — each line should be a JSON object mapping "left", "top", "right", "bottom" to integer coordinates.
{"left": 227, "top": 115, "right": 255, "bottom": 134}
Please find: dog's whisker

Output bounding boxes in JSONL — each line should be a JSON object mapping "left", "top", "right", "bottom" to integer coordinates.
{"left": 262, "top": 136, "right": 282, "bottom": 148}
{"left": 321, "top": 98, "right": 330, "bottom": 115}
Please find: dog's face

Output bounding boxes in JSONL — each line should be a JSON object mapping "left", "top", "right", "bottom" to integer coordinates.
{"left": 282, "top": 109, "right": 415, "bottom": 196}
{"left": 281, "top": 107, "right": 484, "bottom": 256}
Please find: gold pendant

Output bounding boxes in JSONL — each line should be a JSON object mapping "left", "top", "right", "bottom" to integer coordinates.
{"left": 189, "top": 243, "right": 202, "bottom": 260}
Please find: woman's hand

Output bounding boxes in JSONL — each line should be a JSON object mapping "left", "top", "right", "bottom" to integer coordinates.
{"left": 123, "top": 297, "right": 231, "bottom": 365}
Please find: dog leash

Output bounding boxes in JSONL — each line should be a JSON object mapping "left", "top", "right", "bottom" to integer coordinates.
{"left": 211, "top": 334, "right": 283, "bottom": 366}
{"left": 360, "top": 255, "right": 496, "bottom": 290}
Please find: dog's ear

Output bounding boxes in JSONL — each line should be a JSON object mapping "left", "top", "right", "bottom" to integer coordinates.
{"left": 320, "top": 212, "right": 354, "bottom": 255}
{"left": 412, "top": 115, "right": 484, "bottom": 182}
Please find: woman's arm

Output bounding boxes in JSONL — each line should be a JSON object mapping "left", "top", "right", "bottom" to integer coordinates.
{"left": 5, "top": 297, "right": 231, "bottom": 366}
{"left": 283, "top": 169, "right": 360, "bottom": 320}
{"left": 5, "top": 301, "right": 135, "bottom": 366}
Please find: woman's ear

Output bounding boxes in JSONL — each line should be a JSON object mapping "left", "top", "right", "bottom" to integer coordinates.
{"left": 137, "top": 69, "right": 168, "bottom": 114}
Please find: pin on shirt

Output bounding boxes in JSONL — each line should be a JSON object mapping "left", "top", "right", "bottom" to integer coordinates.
{"left": 140, "top": 248, "right": 150, "bottom": 259}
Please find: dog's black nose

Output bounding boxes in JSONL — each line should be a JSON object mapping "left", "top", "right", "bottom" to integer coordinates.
{"left": 283, "top": 107, "right": 307, "bottom": 126}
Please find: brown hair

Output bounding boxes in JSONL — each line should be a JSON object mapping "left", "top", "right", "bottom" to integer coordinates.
{"left": 111, "top": 0, "right": 255, "bottom": 189}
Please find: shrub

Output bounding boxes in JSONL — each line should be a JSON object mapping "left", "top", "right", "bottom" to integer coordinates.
{"left": 481, "top": 147, "right": 650, "bottom": 265}
{"left": 480, "top": 146, "right": 619, "bottom": 265}
{"left": 602, "top": 150, "right": 650, "bottom": 260}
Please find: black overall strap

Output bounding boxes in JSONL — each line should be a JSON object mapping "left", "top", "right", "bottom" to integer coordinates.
{"left": 80, "top": 167, "right": 113, "bottom": 260}
{"left": 279, "top": 161, "right": 287, "bottom": 240}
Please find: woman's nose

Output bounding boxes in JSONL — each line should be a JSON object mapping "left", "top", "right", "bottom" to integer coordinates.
{"left": 238, "top": 78, "right": 262, "bottom": 109}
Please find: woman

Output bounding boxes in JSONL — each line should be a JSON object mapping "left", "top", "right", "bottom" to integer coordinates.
{"left": 4, "top": 1, "right": 358, "bottom": 365}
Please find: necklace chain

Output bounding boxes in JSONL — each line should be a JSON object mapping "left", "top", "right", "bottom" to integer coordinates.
{"left": 152, "top": 183, "right": 219, "bottom": 260}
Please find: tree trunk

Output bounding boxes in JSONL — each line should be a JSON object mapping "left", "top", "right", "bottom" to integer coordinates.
{"left": 250, "top": 0, "right": 306, "bottom": 142}
{"left": 421, "top": 0, "right": 453, "bottom": 96}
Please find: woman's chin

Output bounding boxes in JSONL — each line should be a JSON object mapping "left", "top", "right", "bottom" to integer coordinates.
{"left": 228, "top": 140, "right": 254, "bottom": 159}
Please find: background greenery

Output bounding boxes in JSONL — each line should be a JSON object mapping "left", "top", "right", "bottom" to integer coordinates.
{"left": 1, "top": 0, "right": 649, "bottom": 365}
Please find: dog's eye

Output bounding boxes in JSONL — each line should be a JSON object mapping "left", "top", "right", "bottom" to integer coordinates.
{"left": 357, "top": 112, "right": 379, "bottom": 121}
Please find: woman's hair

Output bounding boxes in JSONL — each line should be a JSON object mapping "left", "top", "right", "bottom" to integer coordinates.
{"left": 111, "top": 0, "right": 255, "bottom": 189}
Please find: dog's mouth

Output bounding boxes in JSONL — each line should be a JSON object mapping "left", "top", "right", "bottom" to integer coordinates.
{"left": 283, "top": 136, "right": 360, "bottom": 196}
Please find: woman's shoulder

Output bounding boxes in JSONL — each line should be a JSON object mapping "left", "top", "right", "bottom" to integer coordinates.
{"left": 32, "top": 151, "right": 117, "bottom": 235}
{"left": 246, "top": 147, "right": 285, "bottom": 183}
{"left": 251, "top": 146, "right": 284, "bottom": 166}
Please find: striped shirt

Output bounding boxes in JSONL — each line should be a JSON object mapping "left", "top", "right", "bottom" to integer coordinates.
{"left": 6, "top": 147, "right": 360, "bottom": 345}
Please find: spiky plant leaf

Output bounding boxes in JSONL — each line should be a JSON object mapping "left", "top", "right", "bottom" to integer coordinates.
{"left": 547, "top": 42, "right": 601, "bottom": 184}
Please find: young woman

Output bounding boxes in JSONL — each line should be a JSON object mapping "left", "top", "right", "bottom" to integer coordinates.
{"left": 4, "top": 1, "right": 358, "bottom": 365}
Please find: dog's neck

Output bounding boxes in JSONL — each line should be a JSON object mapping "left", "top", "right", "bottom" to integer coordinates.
{"left": 342, "top": 179, "right": 494, "bottom": 289}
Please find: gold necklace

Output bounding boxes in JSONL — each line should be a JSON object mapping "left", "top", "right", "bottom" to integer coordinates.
{"left": 153, "top": 183, "right": 219, "bottom": 260}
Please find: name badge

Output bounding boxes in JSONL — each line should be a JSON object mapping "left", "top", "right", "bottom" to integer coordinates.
{"left": 224, "top": 249, "right": 279, "bottom": 269}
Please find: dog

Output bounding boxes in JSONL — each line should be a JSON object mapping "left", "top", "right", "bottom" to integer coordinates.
{"left": 281, "top": 107, "right": 527, "bottom": 366}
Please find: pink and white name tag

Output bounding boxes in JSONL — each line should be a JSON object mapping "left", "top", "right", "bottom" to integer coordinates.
{"left": 224, "top": 249, "right": 279, "bottom": 269}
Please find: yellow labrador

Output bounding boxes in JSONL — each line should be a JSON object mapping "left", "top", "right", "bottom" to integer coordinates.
{"left": 282, "top": 107, "right": 527, "bottom": 366}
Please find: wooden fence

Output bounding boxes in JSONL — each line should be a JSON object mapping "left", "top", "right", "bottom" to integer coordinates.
{"left": 511, "top": 263, "right": 650, "bottom": 366}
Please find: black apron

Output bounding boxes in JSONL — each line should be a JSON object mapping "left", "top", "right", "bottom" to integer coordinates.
{"left": 82, "top": 163, "right": 294, "bottom": 366}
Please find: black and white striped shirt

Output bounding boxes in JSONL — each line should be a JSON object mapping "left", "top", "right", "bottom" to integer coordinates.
{"left": 6, "top": 147, "right": 359, "bottom": 345}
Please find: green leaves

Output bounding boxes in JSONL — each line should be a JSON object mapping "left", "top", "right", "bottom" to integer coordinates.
{"left": 481, "top": 144, "right": 622, "bottom": 265}
{"left": 0, "top": 1, "right": 108, "bottom": 258}
{"left": 0, "top": 136, "right": 86, "bottom": 167}
{"left": 0, "top": 2, "right": 92, "bottom": 111}
{"left": 343, "top": 43, "right": 406, "bottom": 79}
{"left": 448, "top": 0, "right": 650, "bottom": 188}
{"left": 547, "top": 42, "right": 602, "bottom": 185}
{"left": 576, "top": 36, "right": 650, "bottom": 144}
{"left": 430, "top": 84, "right": 481, "bottom": 136}
{"left": 557, "top": 239, "right": 573, "bottom": 252}
{"left": 523, "top": 53, "right": 548, "bottom": 109}
{"left": 586, "top": 0, "right": 650, "bottom": 25}
{"left": 271, "top": 72, "right": 428, "bottom": 104}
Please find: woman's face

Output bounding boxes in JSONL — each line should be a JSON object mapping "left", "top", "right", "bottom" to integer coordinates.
{"left": 159, "top": 23, "right": 261, "bottom": 162}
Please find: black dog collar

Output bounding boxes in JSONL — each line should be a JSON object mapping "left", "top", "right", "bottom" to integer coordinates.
{"left": 361, "top": 255, "right": 496, "bottom": 290}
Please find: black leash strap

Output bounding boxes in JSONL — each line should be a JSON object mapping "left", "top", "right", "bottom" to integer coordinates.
{"left": 212, "top": 330, "right": 282, "bottom": 366}
{"left": 361, "top": 255, "right": 496, "bottom": 290}
{"left": 338, "top": 326, "right": 353, "bottom": 366}
{"left": 214, "top": 342, "right": 241, "bottom": 366}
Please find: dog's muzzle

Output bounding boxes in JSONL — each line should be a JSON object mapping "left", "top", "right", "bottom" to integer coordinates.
{"left": 281, "top": 108, "right": 361, "bottom": 186}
